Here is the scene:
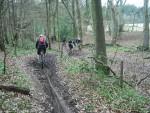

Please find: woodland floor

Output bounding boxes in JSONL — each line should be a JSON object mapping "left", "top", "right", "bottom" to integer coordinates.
{"left": 82, "top": 31, "right": 150, "bottom": 96}
{"left": 47, "top": 31, "right": 150, "bottom": 112}
{"left": 56, "top": 31, "right": 150, "bottom": 112}
{"left": 0, "top": 31, "right": 150, "bottom": 113}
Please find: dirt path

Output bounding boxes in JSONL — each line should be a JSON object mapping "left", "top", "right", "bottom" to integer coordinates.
{"left": 16, "top": 55, "right": 53, "bottom": 113}
{"left": 16, "top": 53, "right": 77, "bottom": 113}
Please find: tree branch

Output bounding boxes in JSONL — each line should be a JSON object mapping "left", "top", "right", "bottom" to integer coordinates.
{"left": 61, "top": 0, "right": 74, "bottom": 21}
{"left": 123, "top": 0, "right": 127, "bottom": 5}
{"left": 0, "top": 84, "right": 30, "bottom": 95}
{"left": 137, "top": 74, "right": 150, "bottom": 86}
{"left": 88, "top": 57, "right": 133, "bottom": 87}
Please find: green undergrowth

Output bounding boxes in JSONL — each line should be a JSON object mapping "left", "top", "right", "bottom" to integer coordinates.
{"left": 7, "top": 46, "right": 36, "bottom": 57}
{"left": 8, "top": 47, "right": 35, "bottom": 57}
{"left": 0, "top": 48, "right": 31, "bottom": 88}
{"left": 0, "top": 91, "right": 31, "bottom": 113}
{"left": 10, "top": 69, "right": 31, "bottom": 89}
{"left": 62, "top": 55, "right": 95, "bottom": 74}
{"left": 107, "top": 45, "right": 137, "bottom": 53}
{"left": 61, "top": 55, "right": 150, "bottom": 113}
{"left": 0, "top": 56, "right": 31, "bottom": 112}
{"left": 83, "top": 73, "right": 149, "bottom": 113}
{"left": 8, "top": 46, "right": 53, "bottom": 57}
{"left": 16, "top": 48, "right": 35, "bottom": 56}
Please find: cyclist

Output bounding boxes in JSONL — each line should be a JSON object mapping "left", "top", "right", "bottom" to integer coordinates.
{"left": 36, "top": 34, "right": 48, "bottom": 57}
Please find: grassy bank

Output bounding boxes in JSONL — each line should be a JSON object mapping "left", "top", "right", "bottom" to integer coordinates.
{"left": 0, "top": 55, "right": 31, "bottom": 113}
{"left": 60, "top": 55, "right": 150, "bottom": 113}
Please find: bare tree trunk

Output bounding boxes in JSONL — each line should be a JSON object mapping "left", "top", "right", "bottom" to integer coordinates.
{"left": 0, "top": 0, "right": 5, "bottom": 51}
{"left": 86, "top": 0, "right": 89, "bottom": 16}
{"left": 75, "top": 0, "right": 83, "bottom": 43}
{"left": 0, "top": 1, "right": 7, "bottom": 74}
{"left": 86, "top": 0, "right": 90, "bottom": 24}
{"left": 56, "top": 0, "right": 61, "bottom": 50}
{"left": 106, "top": 3, "right": 112, "bottom": 36}
{"left": 118, "top": 0, "right": 126, "bottom": 34}
{"left": 1, "top": 17, "right": 7, "bottom": 74}
{"left": 52, "top": 0, "right": 58, "bottom": 40}
{"left": 0, "top": 85, "right": 30, "bottom": 95}
{"left": 72, "top": 0, "right": 77, "bottom": 38}
{"left": 19, "top": 0, "right": 23, "bottom": 47}
{"left": 45, "top": 0, "right": 51, "bottom": 49}
{"left": 0, "top": 19, "right": 5, "bottom": 51}
{"left": 91, "top": 0, "right": 107, "bottom": 69}
{"left": 3, "top": 46, "right": 7, "bottom": 74}
{"left": 3, "top": 15, "right": 9, "bottom": 44}
{"left": 108, "top": 0, "right": 118, "bottom": 45}
{"left": 11, "top": 0, "right": 18, "bottom": 56}
{"left": 111, "top": 8, "right": 118, "bottom": 45}
{"left": 8, "top": 0, "right": 14, "bottom": 46}
{"left": 48, "top": 0, "right": 52, "bottom": 45}
{"left": 14, "top": 33, "right": 18, "bottom": 56}
{"left": 143, "top": 0, "right": 149, "bottom": 50}
{"left": 131, "top": 13, "right": 136, "bottom": 32}
{"left": 52, "top": 15, "right": 56, "bottom": 37}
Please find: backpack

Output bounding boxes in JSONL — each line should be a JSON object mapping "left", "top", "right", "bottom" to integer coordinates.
{"left": 39, "top": 36, "right": 46, "bottom": 45}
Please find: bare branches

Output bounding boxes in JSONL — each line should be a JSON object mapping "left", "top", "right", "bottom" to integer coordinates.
{"left": 115, "top": 0, "right": 127, "bottom": 6}
{"left": 88, "top": 57, "right": 133, "bottom": 87}
{"left": 15, "top": 21, "right": 33, "bottom": 31}
{"left": 123, "top": 0, "right": 127, "bottom": 5}
{"left": 52, "top": 0, "right": 58, "bottom": 17}
{"left": 137, "top": 74, "right": 150, "bottom": 86}
{"left": 61, "top": 0, "right": 73, "bottom": 21}
{"left": 115, "top": 0, "right": 120, "bottom": 6}
{"left": 0, "top": 0, "right": 6, "bottom": 15}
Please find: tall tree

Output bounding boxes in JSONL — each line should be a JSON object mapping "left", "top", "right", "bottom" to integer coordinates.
{"left": 0, "top": 0, "right": 8, "bottom": 74}
{"left": 108, "top": 0, "right": 118, "bottom": 45}
{"left": 0, "top": 0, "right": 6, "bottom": 51}
{"left": 107, "top": 0, "right": 126, "bottom": 44}
{"left": 143, "top": 0, "right": 149, "bottom": 50}
{"left": 91, "top": 0, "right": 107, "bottom": 68}
{"left": 45, "top": 0, "right": 51, "bottom": 49}
{"left": 118, "top": 0, "right": 126, "bottom": 33}
{"left": 75, "top": 0, "right": 83, "bottom": 42}
{"left": 72, "top": 0, "right": 77, "bottom": 38}
{"left": 85, "top": 0, "right": 90, "bottom": 24}
{"left": 12, "top": 0, "right": 19, "bottom": 55}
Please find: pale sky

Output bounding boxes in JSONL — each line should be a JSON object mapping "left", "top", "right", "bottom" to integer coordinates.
{"left": 102, "top": 0, "right": 144, "bottom": 7}
{"left": 36, "top": 0, "right": 144, "bottom": 7}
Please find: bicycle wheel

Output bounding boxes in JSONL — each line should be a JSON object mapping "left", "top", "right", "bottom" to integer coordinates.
{"left": 40, "top": 51, "right": 44, "bottom": 69}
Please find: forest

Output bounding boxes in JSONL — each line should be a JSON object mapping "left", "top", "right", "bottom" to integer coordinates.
{"left": 0, "top": 0, "right": 150, "bottom": 113}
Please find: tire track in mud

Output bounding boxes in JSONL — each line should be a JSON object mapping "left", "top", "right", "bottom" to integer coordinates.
{"left": 28, "top": 54, "right": 77, "bottom": 113}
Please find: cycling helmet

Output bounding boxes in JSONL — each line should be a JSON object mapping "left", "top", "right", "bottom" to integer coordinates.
{"left": 39, "top": 34, "right": 43, "bottom": 37}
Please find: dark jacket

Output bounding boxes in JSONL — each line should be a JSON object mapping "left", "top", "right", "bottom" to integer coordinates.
{"left": 36, "top": 40, "right": 48, "bottom": 49}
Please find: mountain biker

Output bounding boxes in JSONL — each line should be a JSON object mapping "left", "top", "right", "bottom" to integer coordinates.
{"left": 36, "top": 34, "right": 48, "bottom": 56}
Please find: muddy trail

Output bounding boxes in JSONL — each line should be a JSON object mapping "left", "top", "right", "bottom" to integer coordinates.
{"left": 17, "top": 53, "right": 77, "bottom": 113}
